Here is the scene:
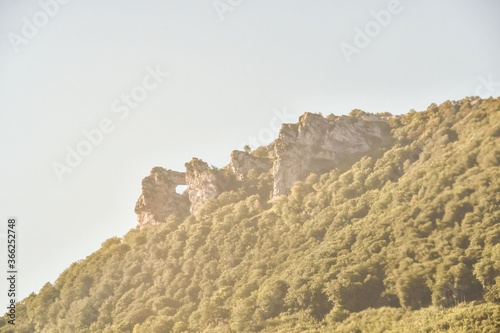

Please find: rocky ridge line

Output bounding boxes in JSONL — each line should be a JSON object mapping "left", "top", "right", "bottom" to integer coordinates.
{"left": 135, "top": 111, "right": 391, "bottom": 227}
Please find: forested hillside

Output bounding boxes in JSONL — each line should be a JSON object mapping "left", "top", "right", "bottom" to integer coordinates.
{"left": 3, "top": 97, "right": 499, "bottom": 332}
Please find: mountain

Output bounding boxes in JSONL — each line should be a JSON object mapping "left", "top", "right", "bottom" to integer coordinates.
{"left": 3, "top": 97, "right": 499, "bottom": 333}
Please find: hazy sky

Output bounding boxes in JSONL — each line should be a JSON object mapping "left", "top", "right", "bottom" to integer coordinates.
{"left": 1, "top": 0, "right": 499, "bottom": 302}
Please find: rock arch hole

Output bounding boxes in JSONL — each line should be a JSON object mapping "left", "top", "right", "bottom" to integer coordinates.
{"left": 176, "top": 185, "right": 188, "bottom": 194}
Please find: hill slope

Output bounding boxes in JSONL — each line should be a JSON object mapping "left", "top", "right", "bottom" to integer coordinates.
{"left": 3, "top": 97, "right": 499, "bottom": 333}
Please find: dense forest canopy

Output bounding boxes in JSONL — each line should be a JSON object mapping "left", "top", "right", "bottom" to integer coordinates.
{"left": 3, "top": 97, "right": 499, "bottom": 332}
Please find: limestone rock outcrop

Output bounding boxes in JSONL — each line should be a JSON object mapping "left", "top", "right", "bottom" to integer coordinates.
{"left": 272, "top": 112, "right": 391, "bottom": 196}
{"left": 185, "top": 158, "right": 234, "bottom": 213}
{"left": 135, "top": 111, "right": 392, "bottom": 227}
{"left": 230, "top": 150, "right": 272, "bottom": 180}
{"left": 134, "top": 167, "right": 189, "bottom": 228}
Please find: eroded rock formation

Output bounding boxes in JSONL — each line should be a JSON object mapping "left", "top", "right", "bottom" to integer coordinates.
{"left": 134, "top": 167, "right": 189, "bottom": 228}
{"left": 230, "top": 150, "right": 272, "bottom": 180}
{"left": 185, "top": 158, "right": 234, "bottom": 213}
{"left": 272, "top": 112, "right": 391, "bottom": 196}
{"left": 135, "top": 111, "right": 392, "bottom": 227}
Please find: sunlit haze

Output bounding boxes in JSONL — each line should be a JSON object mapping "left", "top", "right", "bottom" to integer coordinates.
{"left": 1, "top": 0, "right": 499, "bottom": 303}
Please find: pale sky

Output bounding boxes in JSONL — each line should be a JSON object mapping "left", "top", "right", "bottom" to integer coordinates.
{"left": 1, "top": 0, "right": 499, "bottom": 302}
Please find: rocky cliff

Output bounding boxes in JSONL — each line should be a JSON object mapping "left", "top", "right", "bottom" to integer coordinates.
{"left": 272, "top": 112, "right": 391, "bottom": 196}
{"left": 229, "top": 150, "right": 272, "bottom": 180}
{"left": 135, "top": 111, "right": 392, "bottom": 227}
{"left": 185, "top": 158, "right": 235, "bottom": 214}
{"left": 134, "top": 167, "right": 189, "bottom": 228}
